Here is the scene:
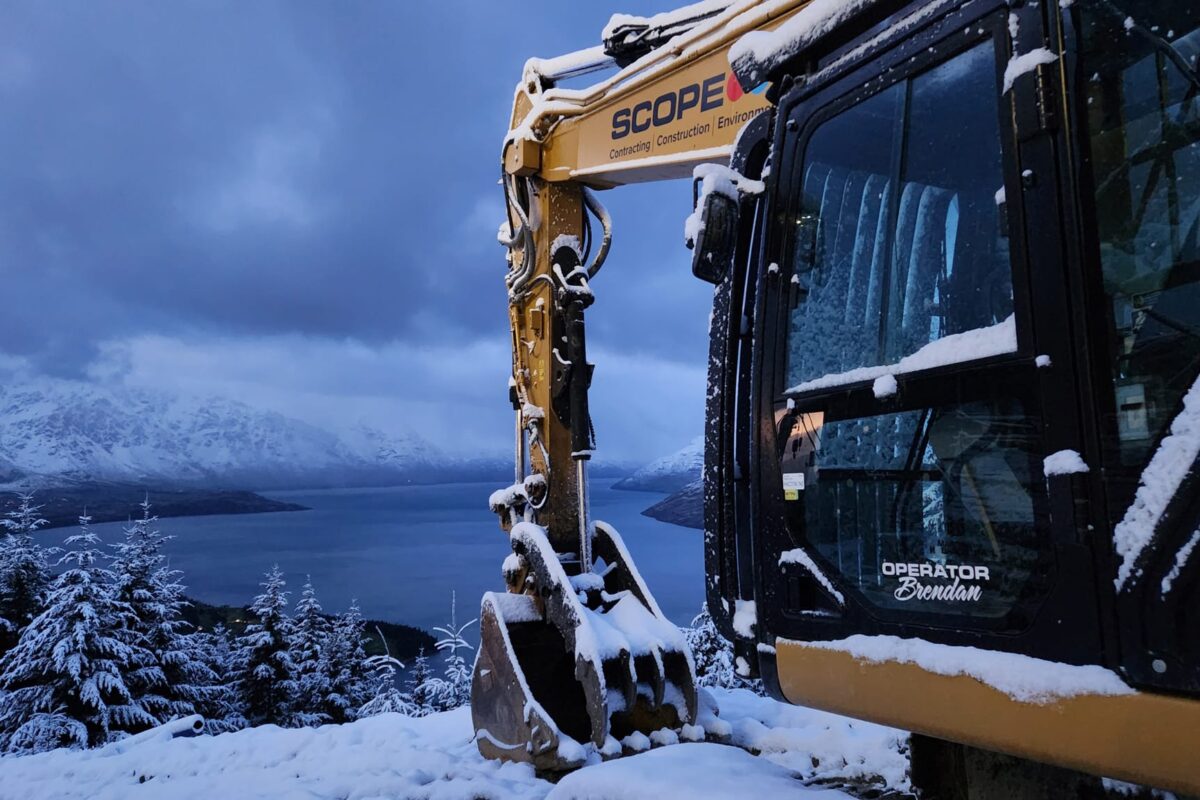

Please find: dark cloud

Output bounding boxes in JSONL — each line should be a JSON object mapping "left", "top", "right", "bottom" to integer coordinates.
{"left": 0, "top": 0, "right": 714, "bottom": 459}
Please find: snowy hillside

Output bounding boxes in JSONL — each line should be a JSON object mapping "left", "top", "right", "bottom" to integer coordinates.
{"left": 613, "top": 436, "right": 704, "bottom": 493}
{"left": 0, "top": 688, "right": 908, "bottom": 800}
{"left": 0, "top": 379, "right": 457, "bottom": 490}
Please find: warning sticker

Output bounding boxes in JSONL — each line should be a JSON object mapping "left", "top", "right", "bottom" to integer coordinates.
{"left": 782, "top": 473, "right": 805, "bottom": 490}
{"left": 782, "top": 472, "right": 804, "bottom": 500}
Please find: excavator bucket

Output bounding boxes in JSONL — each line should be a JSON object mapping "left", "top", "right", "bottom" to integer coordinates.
{"left": 472, "top": 519, "right": 699, "bottom": 772}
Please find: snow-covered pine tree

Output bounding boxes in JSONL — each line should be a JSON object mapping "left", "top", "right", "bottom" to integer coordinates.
{"left": 359, "top": 627, "right": 407, "bottom": 718}
{"left": 685, "top": 604, "right": 762, "bottom": 693}
{"left": 0, "top": 515, "right": 155, "bottom": 753}
{"left": 193, "top": 623, "right": 246, "bottom": 734}
{"left": 111, "top": 499, "right": 211, "bottom": 727}
{"left": 403, "top": 648, "right": 444, "bottom": 718}
{"left": 432, "top": 590, "right": 476, "bottom": 710}
{"left": 0, "top": 492, "right": 51, "bottom": 654}
{"left": 288, "top": 577, "right": 331, "bottom": 726}
{"left": 319, "top": 600, "right": 372, "bottom": 724}
{"left": 234, "top": 565, "right": 300, "bottom": 727}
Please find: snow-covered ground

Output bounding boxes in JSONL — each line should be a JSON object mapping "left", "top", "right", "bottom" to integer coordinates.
{"left": 0, "top": 688, "right": 908, "bottom": 800}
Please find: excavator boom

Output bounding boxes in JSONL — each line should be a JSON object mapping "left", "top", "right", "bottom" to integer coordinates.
{"left": 474, "top": 1, "right": 802, "bottom": 771}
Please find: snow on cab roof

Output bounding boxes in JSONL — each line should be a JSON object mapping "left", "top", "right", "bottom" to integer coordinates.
{"left": 729, "top": 0, "right": 880, "bottom": 88}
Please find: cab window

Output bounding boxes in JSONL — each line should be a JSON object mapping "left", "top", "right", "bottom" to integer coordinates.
{"left": 1077, "top": 3, "right": 1200, "bottom": 522}
{"left": 786, "top": 40, "right": 1013, "bottom": 391}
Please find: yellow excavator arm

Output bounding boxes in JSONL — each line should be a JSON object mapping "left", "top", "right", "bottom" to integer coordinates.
{"left": 476, "top": 0, "right": 806, "bottom": 772}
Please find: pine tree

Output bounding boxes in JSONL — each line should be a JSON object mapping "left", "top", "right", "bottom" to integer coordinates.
{"left": 111, "top": 499, "right": 211, "bottom": 727}
{"left": 685, "top": 604, "right": 756, "bottom": 692}
{"left": 359, "top": 629, "right": 407, "bottom": 718}
{"left": 0, "top": 492, "right": 50, "bottom": 654}
{"left": 686, "top": 604, "right": 739, "bottom": 690}
{"left": 432, "top": 591, "right": 476, "bottom": 710}
{"left": 0, "top": 515, "right": 154, "bottom": 753}
{"left": 319, "top": 601, "right": 372, "bottom": 724}
{"left": 403, "top": 648, "right": 444, "bottom": 718}
{"left": 234, "top": 565, "right": 299, "bottom": 727}
{"left": 193, "top": 624, "right": 246, "bottom": 734}
{"left": 288, "top": 577, "right": 330, "bottom": 726}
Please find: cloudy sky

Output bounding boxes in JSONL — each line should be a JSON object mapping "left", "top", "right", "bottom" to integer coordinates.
{"left": 0, "top": 1, "right": 715, "bottom": 464}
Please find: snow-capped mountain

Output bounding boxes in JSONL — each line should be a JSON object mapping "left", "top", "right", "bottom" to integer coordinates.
{"left": 0, "top": 379, "right": 455, "bottom": 490}
{"left": 613, "top": 436, "right": 704, "bottom": 493}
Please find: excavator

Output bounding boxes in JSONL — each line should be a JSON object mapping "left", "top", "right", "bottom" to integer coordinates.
{"left": 472, "top": 0, "right": 1200, "bottom": 796}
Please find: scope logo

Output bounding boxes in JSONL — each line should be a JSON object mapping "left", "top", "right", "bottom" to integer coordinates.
{"left": 611, "top": 72, "right": 763, "bottom": 140}
{"left": 610, "top": 74, "right": 723, "bottom": 140}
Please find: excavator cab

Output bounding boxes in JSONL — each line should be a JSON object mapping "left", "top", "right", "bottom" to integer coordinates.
{"left": 480, "top": 0, "right": 1200, "bottom": 793}
{"left": 703, "top": 0, "right": 1200, "bottom": 793}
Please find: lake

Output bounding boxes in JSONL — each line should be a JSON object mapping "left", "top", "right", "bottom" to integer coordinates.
{"left": 41, "top": 479, "right": 704, "bottom": 635}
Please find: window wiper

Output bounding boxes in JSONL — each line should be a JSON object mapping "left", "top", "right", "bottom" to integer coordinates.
{"left": 1093, "top": 0, "right": 1200, "bottom": 92}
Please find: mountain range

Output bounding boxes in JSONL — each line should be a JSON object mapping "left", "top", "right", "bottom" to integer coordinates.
{"left": 612, "top": 435, "right": 703, "bottom": 493}
{"left": 0, "top": 378, "right": 506, "bottom": 491}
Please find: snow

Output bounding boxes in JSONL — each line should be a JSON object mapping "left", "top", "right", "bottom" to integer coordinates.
{"left": 779, "top": 548, "right": 845, "bottom": 605}
{"left": 506, "top": 96, "right": 585, "bottom": 145}
{"left": 523, "top": 46, "right": 612, "bottom": 83}
{"left": 995, "top": 186, "right": 1006, "bottom": 206}
{"left": 483, "top": 592, "right": 540, "bottom": 625}
{"left": 729, "top": 0, "right": 879, "bottom": 85}
{"left": 569, "top": 572, "right": 606, "bottom": 593}
{"left": 1113, "top": 376, "right": 1200, "bottom": 591}
{"left": 547, "top": 742, "right": 850, "bottom": 800}
{"left": 717, "top": 688, "right": 908, "bottom": 790}
{"left": 602, "top": 1, "right": 734, "bottom": 43}
{"left": 1161, "top": 528, "right": 1199, "bottom": 596}
{"left": 871, "top": 374, "right": 897, "bottom": 399}
{"left": 550, "top": 234, "right": 583, "bottom": 258}
{"left": 0, "top": 686, "right": 905, "bottom": 799}
{"left": 0, "top": 708, "right": 548, "bottom": 800}
{"left": 1002, "top": 47, "right": 1058, "bottom": 93}
{"left": 795, "top": 635, "right": 1134, "bottom": 705}
{"left": 621, "top": 731, "right": 651, "bottom": 753}
{"left": 684, "top": 163, "right": 764, "bottom": 247}
{"left": 731, "top": 599, "right": 756, "bottom": 638}
{"left": 1043, "top": 449, "right": 1089, "bottom": 476}
{"left": 648, "top": 728, "right": 679, "bottom": 747}
{"left": 1036, "top": 354, "right": 1052, "bottom": 368}
{"left": 787, "top": 315, "right": 1016, "bottom": 395}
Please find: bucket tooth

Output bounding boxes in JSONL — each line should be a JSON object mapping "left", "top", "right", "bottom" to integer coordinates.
{"left": 602, "top": 649, "right": 637, "bottom": 712}
{"left": 633, "top": 650, "right": 666, "bottom": 708}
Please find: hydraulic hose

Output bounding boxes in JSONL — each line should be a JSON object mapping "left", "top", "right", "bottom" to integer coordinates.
{"left": 501, "top": 171, "right": 537, "bottom": 299}
{"left": 582, "top": 187, "right": 611, "bottom": 280}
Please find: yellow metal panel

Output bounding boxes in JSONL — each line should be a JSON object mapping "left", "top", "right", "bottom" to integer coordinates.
{"left": 775, "top": 639, "right": 1200, "bottom": 796}
{"left": 543, "top": 57, "right": 772, "bottom": 184}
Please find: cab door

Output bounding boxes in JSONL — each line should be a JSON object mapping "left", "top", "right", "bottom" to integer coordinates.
{"left": 749, "top": 0, "right": 1105, "bottom": 666}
